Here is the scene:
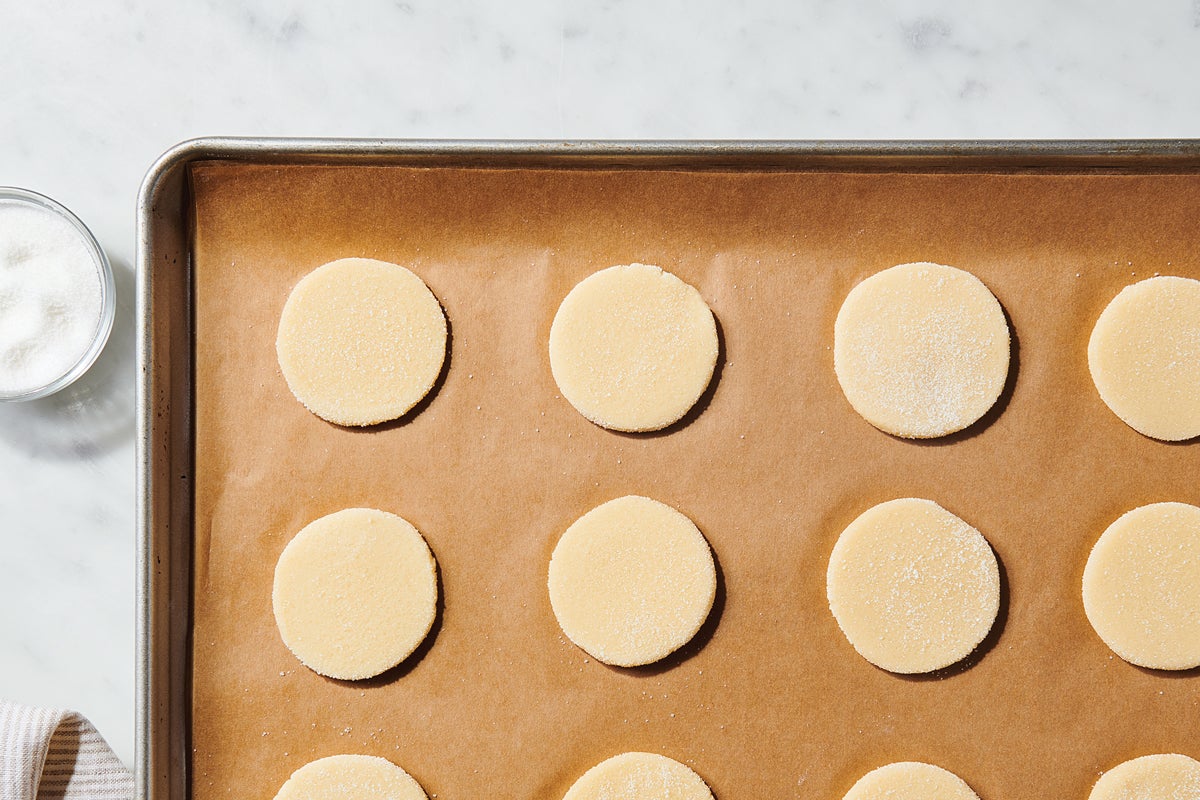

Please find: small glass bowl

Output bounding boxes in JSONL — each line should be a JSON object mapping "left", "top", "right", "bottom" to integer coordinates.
{"left": 0, "top": 187, "right": 116, "bottom": 401}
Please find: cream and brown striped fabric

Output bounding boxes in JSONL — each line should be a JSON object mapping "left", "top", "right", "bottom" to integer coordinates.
{"left": 0, "top": 700, "right": 132, "bottom": 800}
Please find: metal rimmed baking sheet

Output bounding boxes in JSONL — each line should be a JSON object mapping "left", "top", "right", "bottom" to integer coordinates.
{"left": 138, "top": 139, "right": 1200, "bottom": 800}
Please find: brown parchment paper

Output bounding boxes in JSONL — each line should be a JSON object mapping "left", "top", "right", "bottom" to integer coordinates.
{"left": 190, "top": 162, "right": 1200, "bottom": 800}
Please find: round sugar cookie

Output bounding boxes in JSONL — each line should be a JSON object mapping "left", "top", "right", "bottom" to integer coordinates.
{"left": 1088, "top": 276, "right": 1200, "bottom": 441}
{"left": 843, "top": 762, "right": 979, "bottom": 800}
{"left": 834, "top": 262, "right": 1010, "bottom": 438}
{"left": 562, "top": 752, "right": 714, "bottom": 800}
{"left": 1088, "top": 754, "right": 1200, "bottom": 800}
{"left": 272, "top": 508, "right": 438, "bottom": 680}
{"left": 548, "top": 263, "right": 718, "bottom": 432}
{"left": 827, "top": 498, "right": 1000, "bottom": 674}
{"left": 276, "top": 258, "right": 447, "bottom": 426}
{"left": 274, "top": 754, "right": 428, "bottom": 800}
{"left": 1082, "top": 502, "right": 1200, "bottom": 670}
{"left": 548, "top": 495, "right": 717, "bottom": 667}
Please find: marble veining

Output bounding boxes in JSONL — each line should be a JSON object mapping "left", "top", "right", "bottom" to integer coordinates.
{"left": 2, "top": 0, "right": 1200, "bottom": 770}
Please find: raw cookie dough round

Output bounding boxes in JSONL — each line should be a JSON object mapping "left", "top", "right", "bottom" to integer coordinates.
{"left": 1088, "top": 276, "right": 1200, "bottom": 441}
{"left": 562, "top": 752, "right": 714, "bottom": 800}
{"left": 548, "top": 495, "right": 717, "bottom": 667}
{"left": 834, "top": 262, "right": 1010, "bottom": 438}
{"left": 274, "top": 754, "right": 428, "bottom": 800}
{"left": 1088, "top": 754, "right": 1200, "bottom": 800}
{"left": 843, "top": 762, "right": 980, "bottom": 800}
{"left": 548, "top": 263, "right": 718, "bottom": 432}
{"left": 827, "top": 498, "right": 1001, "bottom": 674}
{"left": 272, "top": 508, "right": 438, "bottom": 680}
{"left": 1082, "top": 502, "right": 1200, "bottom": 670}
{"left": 276, "top": 258, "right": 447, "bottom": 426}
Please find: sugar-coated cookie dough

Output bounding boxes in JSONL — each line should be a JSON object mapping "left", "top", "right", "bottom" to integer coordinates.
{"left": 1088, "top": 276, "right": 1200, "bottom": 441}
{"left": 562, "top": 752, "right": 714, "bottom": 800}
{"left": 1082, "top": 502, "right": 1200, "bottom": 670}
{"left": 1088, "top": 754, "right": 1200, "bottom": 800}
{"left": 827, "top": 498, "right": 1000, "bottom": 674}
{"left": 548, "top": 495, "right": 717, "bottom": 667}
{"left": 843, "top": 762, "right": 980, "bottom": 800}
{"left": 548, "top": 264, "right": 718, "bottom": 432}
{"left": 272, "top": 508, "right": 438, "bottom": 680}
{"left": 834, "top": 262, "right": 1010, "bottom": 438}
{"left": 276, "top": 258, "right": 447, "bottom": 426}
{"left": 274, "top": 755, "right": 428, "bottom": 800}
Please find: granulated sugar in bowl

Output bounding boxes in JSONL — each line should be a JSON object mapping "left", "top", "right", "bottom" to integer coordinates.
{"left": 0, "top": 188, "right": 114, "bottom": 400}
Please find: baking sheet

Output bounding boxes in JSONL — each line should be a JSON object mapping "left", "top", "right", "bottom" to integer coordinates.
{"left": 190, "top": 162, "right": 1200, "bottom": 800}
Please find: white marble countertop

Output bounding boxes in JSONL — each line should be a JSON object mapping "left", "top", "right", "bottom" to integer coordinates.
{"left": 3, "top": 0, "right": 1200, "bottom": 770}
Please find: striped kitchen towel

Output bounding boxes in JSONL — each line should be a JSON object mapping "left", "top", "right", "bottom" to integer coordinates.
{"left": 0, "top": 700, "right": 132, "bottom": 800}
